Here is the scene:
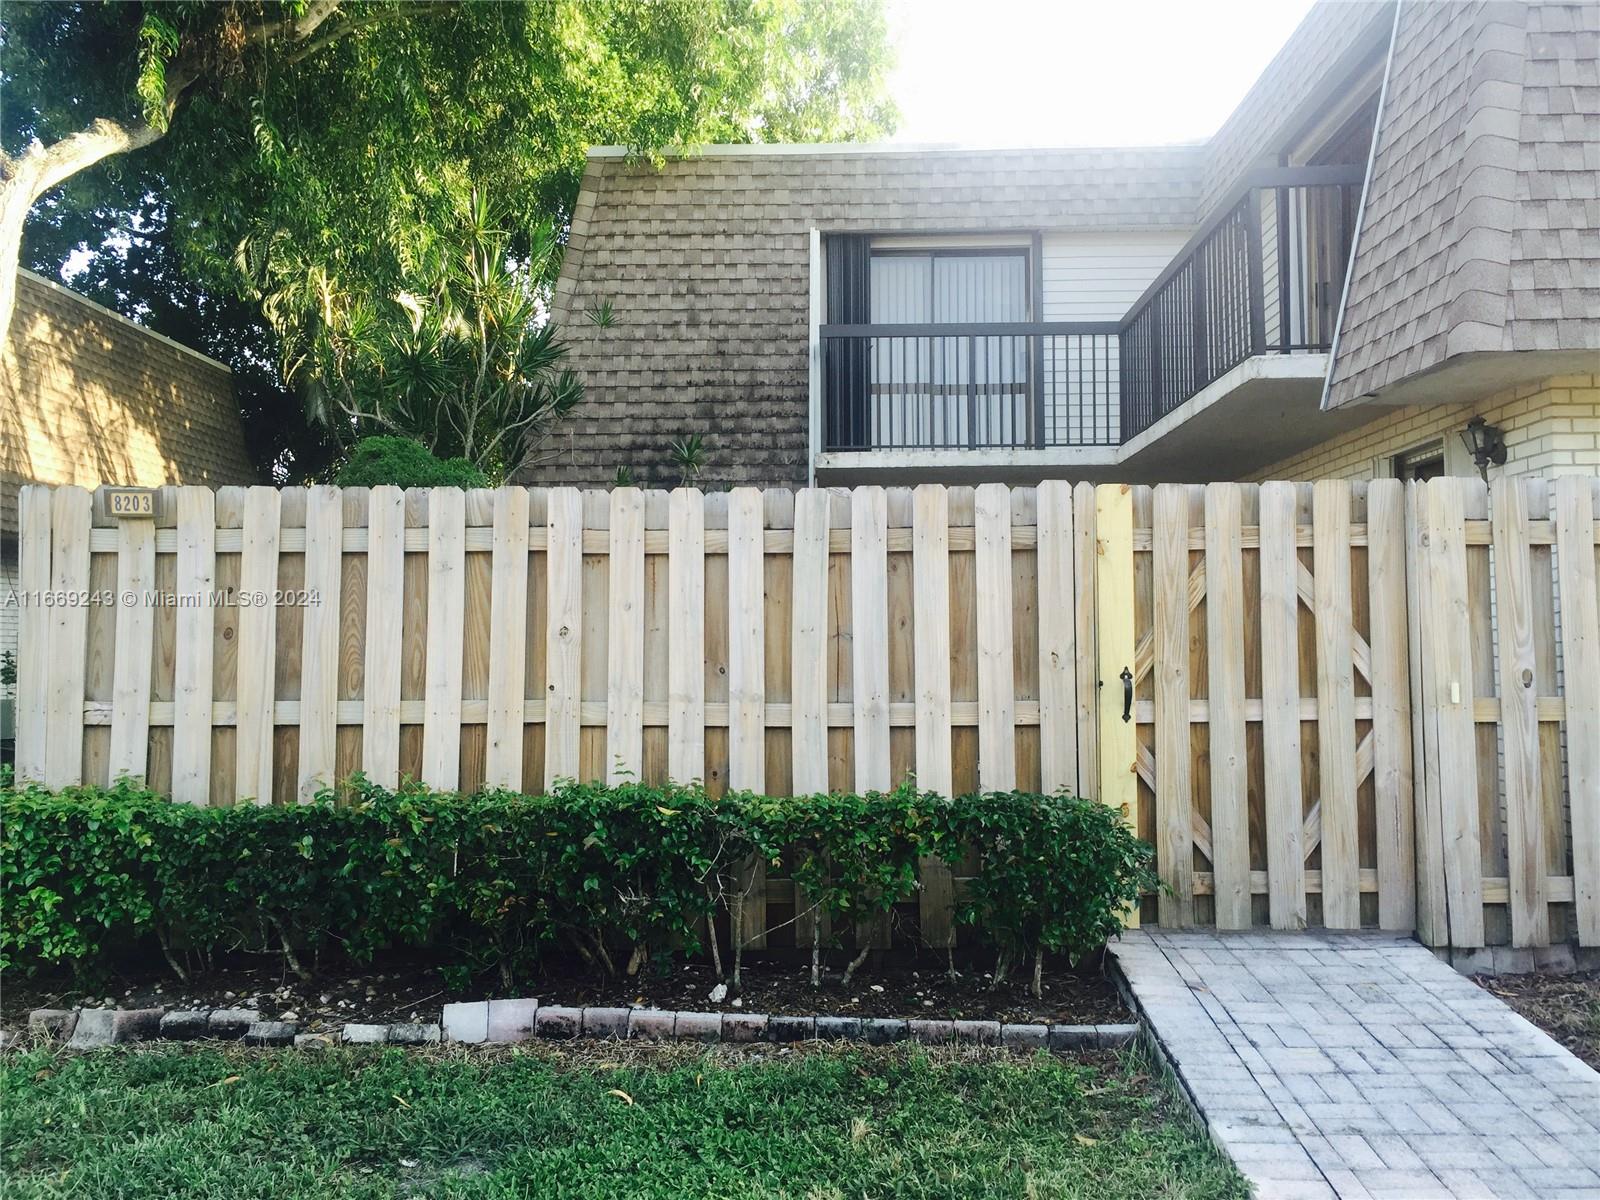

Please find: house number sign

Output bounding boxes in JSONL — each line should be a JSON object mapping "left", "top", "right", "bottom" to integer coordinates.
{"left": 105, "top": 487, "right": 156, "bottom": 519}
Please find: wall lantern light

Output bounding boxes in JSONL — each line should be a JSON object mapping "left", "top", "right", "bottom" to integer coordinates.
{"left": 1460, "top": 417, "right": 1507, "bottom": 481}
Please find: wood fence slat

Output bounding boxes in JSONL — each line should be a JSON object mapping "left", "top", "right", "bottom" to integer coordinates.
{"left": 974, "top": 483, "right": 1016, "bottom": 791}
{"left": 1204, "top": 482, "right": 1250, "bottom": 929}
{"left": 1491, "top": 478, "right": 1548, "bottom": 947}
{"left": 913, "top": 483, "right": 954, "bottom": 946}
{"left": 362, "top": 486, "right": 405, "bottom": 788}
{"left": 789, "top": 488, "right": 830, "bottom": 794}
{"left": 578, "top": 490, "right": 611, "bottom": 786}
{"left": 1313, "top": 479, "right": 1360, "bottom": 928}
{"left": 1367, "top": 479, "right": 1416, "bottom": 932}
{"left": 172, "top": 489, "right": 216, "bottom": 809}
{"left": 107, "top": 509, "right": 156, "bottom": 781}
{"left": 296, "top": 486, "right": 342, "bottom": 802}
{"left": 851, "top": 486, "right": 891, "bottom": 792}
{"left": 545, "top": 487, "right": 584, "bottom": 788}
{"left": 44, "top": 487, "right": 92, "bottom": 788}
{"left": 171, "top": 488, "right": 215, "bottom": 803}
{"left": 664, "top": 489, "right": 704, "bottom": 785}
{"left": 727, "top": 487, "right": 768, "bottom": 949}
{"left": 15, "top": 488, "right": 53, "bottom": 783}
{"left": 1095, "top": 483, "right": 1139, "bottom": 927}
{"left": 1036, "top": 481, "right": 1076, "bottom": 793}
{"left": 727, "top": 488, "right": 766, "bottom": 793}
{"left": 1407, "top": 482, "right": 1447, "bottom": 944}
{"left": 235, "top": 487, "right": 280, "bottom": 803}
{"left": 1153, "top": 484, "right": 1194, "bottom": 926}
{"left": 1258, "top": 481, "right": 1306, "bottom": 929}
{"left": 486, "top": 486, "right": 532, "bottom": 789}
{"left": 421, "top": 487, "right": 466, "bottom": 789}
{"left": 668, "top": 488, "right": 706, "bottom": 784}
{"left": 1555, "top": 476, "right": 1600, "bottom": 945}
{"left": 1073, "top": 482, "right": 1099, "bottom": 798}
{"left": 603, "top": 488, "right": 644, "bottom": 785}
{"left": 1426, "top": 478, "right": 1486, "bottom": 948}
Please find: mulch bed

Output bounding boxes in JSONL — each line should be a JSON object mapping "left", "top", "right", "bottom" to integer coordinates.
{"left": 1473, "top": 969, "right": 1600, "bottom": 1070}
{"left": 2, "top": 952, "right": 1130, "bottom": 1035}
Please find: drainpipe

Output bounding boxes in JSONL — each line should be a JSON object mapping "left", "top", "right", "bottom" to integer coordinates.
{"left": 1319, "top": 0, "right": 1404, "bottom": 412}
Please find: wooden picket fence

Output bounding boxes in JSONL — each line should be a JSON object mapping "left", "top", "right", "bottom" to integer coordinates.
{"left": 11, "top": 476, "right": 1599, "bottom": 951}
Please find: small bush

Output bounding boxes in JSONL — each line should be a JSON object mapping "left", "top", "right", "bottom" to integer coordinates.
{"left": 941, "top": 791, "right": 1158, "bottom": 995}
{"left": 0, "top": 779, "right": 1152, "bottom": 993}
{"left": 332, "top": 436, "right": 490, "bottom": 489}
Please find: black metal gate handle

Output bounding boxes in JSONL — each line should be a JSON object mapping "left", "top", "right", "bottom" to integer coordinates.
{"left": 1119, "top": 667, "right": 1133, "bottom": 723}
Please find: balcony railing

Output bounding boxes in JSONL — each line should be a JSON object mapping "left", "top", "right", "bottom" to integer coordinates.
{"left": 819, "top": 166, "right": 1365, "bottom": 455}
{"left": 1119, "top": 165, "right": 1364, "bottom": 441}
{"left": 820, "top": 322, "right": 1121, "bottom": 451}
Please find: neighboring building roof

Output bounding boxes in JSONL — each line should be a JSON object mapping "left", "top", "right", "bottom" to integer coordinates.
{"left": 1, "top": 270, "right": 256, "bottom": 534}
{"left": 1327, "top": 0, "right": 1600, "bottom": 408}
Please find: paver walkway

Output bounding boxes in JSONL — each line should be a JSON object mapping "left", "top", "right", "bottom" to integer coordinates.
{"left": 1109, "top": 929, "right": 1600, "bottom": 1200}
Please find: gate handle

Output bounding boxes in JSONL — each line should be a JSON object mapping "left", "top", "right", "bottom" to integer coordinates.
{"left": 1120, "top": 667, "right": 1133, "bottom": 723}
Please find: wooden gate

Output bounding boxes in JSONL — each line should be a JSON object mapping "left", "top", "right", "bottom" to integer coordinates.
{"left": 1119, "top": 476, "right": 1598, "bottom": 952}
{"left": 12, "top": 476, "right": 1599, "bottom": 952}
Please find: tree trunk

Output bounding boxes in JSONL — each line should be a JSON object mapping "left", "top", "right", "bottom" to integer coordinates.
{"left": 0, "top": 118, "right": 165, "bottom": 345}
{"left": 0, "top": 0, "right": 356, "bottom": 346}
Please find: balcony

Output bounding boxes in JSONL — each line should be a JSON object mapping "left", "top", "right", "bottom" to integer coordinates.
{"left": 816, "top": 166, "right": 1367, "bottom": 480}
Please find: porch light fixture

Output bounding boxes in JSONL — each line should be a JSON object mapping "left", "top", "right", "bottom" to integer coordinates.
{"left": 1460, "top": 417, "right": 1506, "bottom": 480}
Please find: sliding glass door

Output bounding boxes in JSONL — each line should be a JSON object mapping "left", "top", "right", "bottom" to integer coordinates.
{"left": 867, "top": 249, "right": 1030, "bottom": 448}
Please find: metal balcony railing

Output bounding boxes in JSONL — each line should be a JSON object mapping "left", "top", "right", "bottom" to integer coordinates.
{"left": 818, "top": 165, "right": 1366, "bottom": 454}
{"left": 1118, "top": 165, "right": 1365, "bottom": 442}
{"left": 819, "top": 322, "right": 1121, "bottom": 451}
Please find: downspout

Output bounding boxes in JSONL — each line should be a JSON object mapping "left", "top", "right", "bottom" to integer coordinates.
{"left": 1319, "top": 0, "right": 1405, "bottom": 411}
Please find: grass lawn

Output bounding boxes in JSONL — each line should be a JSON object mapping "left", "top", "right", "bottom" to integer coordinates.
{"left": 1, "top": 1042, "right": 1246, "bottom": 1199}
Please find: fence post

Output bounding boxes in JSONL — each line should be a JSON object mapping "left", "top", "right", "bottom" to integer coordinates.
{"left": 1094, "top": 483, "right": 1138, "bottom": 927}
{"left": 15, "top": 487, "right": 52, "bottom": 784}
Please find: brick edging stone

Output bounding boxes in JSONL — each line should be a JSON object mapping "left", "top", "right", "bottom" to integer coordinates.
{"left": 20, "top": 1002, "right": 1136, "bottom": 1054}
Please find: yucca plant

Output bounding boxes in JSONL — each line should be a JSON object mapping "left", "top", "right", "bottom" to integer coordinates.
{"left": 278, "top": 189, "right": 582, "bottom": 481}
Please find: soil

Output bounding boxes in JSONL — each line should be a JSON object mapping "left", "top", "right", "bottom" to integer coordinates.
{"left": 1472, "top": 969, "right": 1600, "bottom": 1070}
{"left": 1, "top": 951, "right": 1130, "bottom": 1035}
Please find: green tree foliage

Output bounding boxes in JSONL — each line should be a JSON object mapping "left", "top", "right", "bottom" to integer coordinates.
{"left": 3, "top": 1, "right": 897, "bottom": 449}
{"left": 332, "top": 436, "right": 488, "bottom": 489}
{"left": 291, "top": 191, "right": 583, "bottom": 477}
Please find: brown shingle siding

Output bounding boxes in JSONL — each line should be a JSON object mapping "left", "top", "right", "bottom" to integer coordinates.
{"left": 1328, "top": 1, "right": 1600, "bottom": 405}
{"left": 1, "top": 272, "right": 255, "bottom": 533}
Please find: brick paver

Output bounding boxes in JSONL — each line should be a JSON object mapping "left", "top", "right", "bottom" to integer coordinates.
{"left": 1110, "top": 929, "right": 1600, "bottom": 1200}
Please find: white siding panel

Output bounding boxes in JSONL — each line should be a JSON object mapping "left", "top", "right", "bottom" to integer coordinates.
{"left": 1040, "top": 231, "right": 1190, "bottom": 322}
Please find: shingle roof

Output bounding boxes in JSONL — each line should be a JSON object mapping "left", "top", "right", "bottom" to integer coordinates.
{"left": 1326, "top": 0, "right": 1600, "bottom": 407}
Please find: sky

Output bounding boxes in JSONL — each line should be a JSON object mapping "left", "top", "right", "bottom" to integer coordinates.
{"left": 885, "top": 0, "right": 1318, "bottom": 148}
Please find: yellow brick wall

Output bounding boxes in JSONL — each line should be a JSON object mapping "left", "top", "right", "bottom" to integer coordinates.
{"left": 1250, "top": 375, "right": 1600, "bottom": 482}
{"left": 1, "top": 272, "right": 256, "bottom": 534}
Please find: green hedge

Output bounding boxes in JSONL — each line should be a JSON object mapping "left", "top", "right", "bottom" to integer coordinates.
{"left": 0, "top": 778, "right": 1155, "bottom": 992}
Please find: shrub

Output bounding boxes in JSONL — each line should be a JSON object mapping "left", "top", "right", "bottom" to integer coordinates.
{"left": 745, "top": 784, "right": 942, "bottom": 987}
{"left": 941, "top": 791, "right": 1158, "bottom": 997}
{"left": 0, "top": 780, "right": 1153, "bottom": 994}
{"left": 332, "top": 436, "right": 489, "bottom": 489}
